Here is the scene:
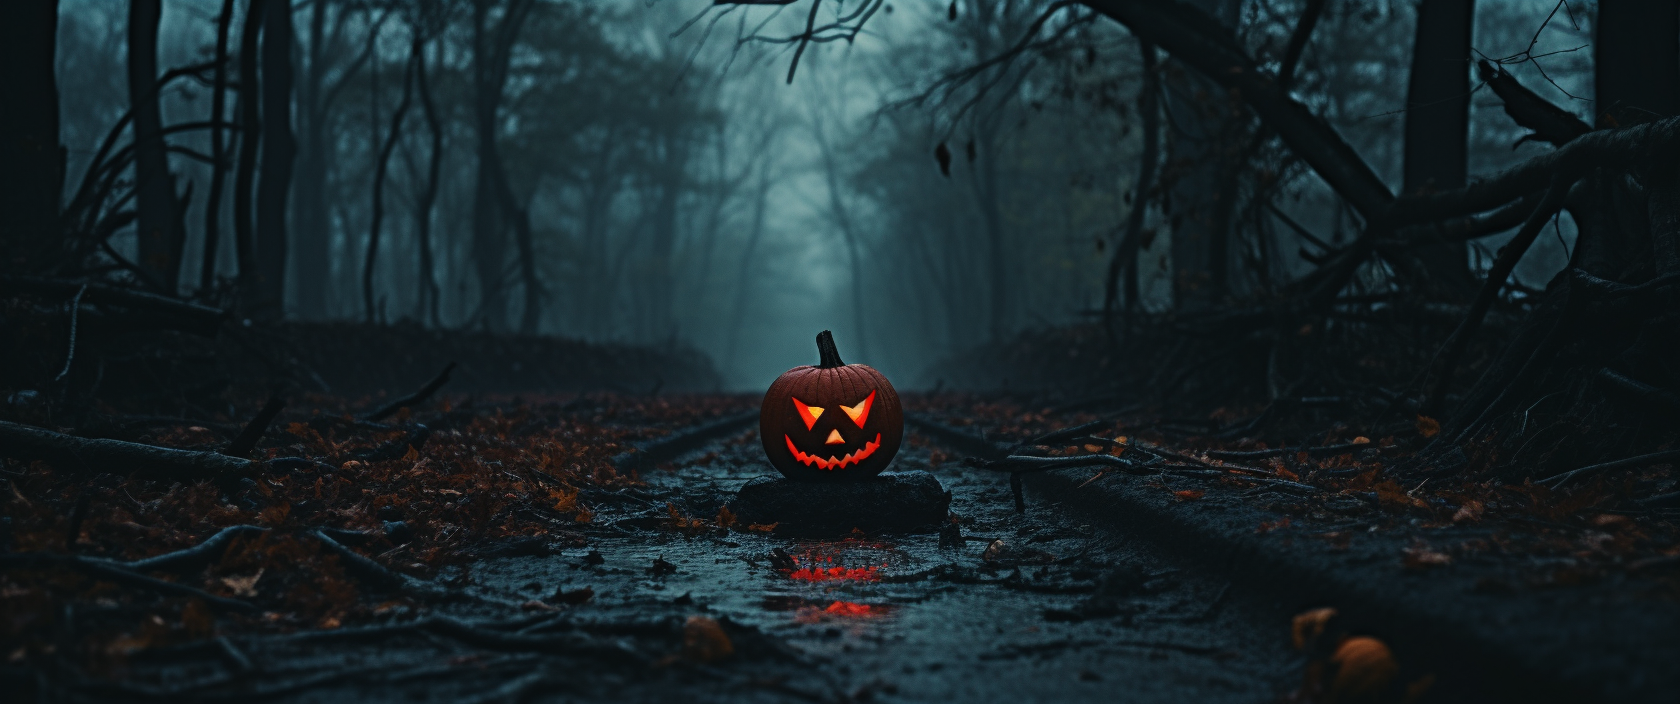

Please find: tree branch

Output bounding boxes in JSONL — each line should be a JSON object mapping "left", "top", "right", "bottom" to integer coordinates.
{"left": 0, "top": 420, "right": 255, "bottom": 482}
{"left": 1476, "top": 60, "right": 1591, "bottom": 147}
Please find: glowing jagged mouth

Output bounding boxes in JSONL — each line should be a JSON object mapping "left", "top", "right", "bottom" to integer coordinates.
{"left": 784, "top": 433, "right": 882, "bottom": 470}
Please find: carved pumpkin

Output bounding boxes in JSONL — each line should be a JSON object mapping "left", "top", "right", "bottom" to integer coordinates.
{"left": 760, "top": 331, "right": 903, "bottom": 482}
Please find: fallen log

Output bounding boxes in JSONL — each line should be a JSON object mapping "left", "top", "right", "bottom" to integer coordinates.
{"left": 0, "top": 275, "right": 226, "bottom": 337}
{"left": 0, "top": 420, "right": 254, "bottom": 482}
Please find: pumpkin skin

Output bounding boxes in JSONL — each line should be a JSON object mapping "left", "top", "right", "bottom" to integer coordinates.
{"left": 760, "top": 331, "right": 903, "bottom": 482}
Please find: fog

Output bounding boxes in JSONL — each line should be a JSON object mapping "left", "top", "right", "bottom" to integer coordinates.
{"left": 56, "top": 0, "right": 1596, "bottom": 390}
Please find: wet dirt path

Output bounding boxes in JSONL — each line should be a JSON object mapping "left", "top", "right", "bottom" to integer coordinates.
{"left": 465, "top": 428, "right": 1302, "bottom": 702}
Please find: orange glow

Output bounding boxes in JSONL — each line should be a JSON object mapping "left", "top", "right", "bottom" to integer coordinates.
{"left": 840, "top": 390, "right": 875, "bottom": 428}
{"left": 784, "top": 433, "right": 882, "bottom": 470}
{"left": 792, "top": 397, "right": 824, "bottom": 430}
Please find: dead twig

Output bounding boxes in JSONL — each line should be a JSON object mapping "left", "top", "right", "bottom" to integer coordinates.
{"left": 364, "top": 361, "right": 456, "bottom": 421}
{"left": 225, "top": 394, "right": 287, "bottom": 458}
{"left": 1537, "top": 449, "right": 1680, "bottom": 488}
{"left": 124, "top": 524, "right": 269, "bottom": 573}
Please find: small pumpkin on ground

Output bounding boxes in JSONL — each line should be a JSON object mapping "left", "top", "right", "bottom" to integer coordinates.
{"left": 760, "top": 331, "right": 903, "bottom": 482}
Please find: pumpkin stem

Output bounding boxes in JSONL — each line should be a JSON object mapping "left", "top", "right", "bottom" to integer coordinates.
{"left": 815, "top": 330, "right": 846, "bottom": 368}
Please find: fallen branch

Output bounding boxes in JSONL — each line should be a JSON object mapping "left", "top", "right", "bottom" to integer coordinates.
{"left": 1537, "top": 449, "right": 1680, "bottom": 488}
{"left": 0, "top": 420, "right": 254, "bottom": 482}
{"left": 364, "top": 361, "right": 456, "bottom": 421}
{"left": 1391, "top": 114, "right": 1680, "bottom": 224}
{"left": 225, "top": 395, "right": 287, "bottom": 458}
{"left": 1206, "top": 442, "right": 1385, "bottom": 460}
{"left": 0, "top": 552, "right": 255, "bottom": 612}
{"left": 123, "top": 524, "right": 269, "bottom": 573}
{"left": 1476, "top": 60, "right": 1591, "bottom": 148}
{"left": 1424, "top": 175, "right": 1572, "bottom": 416}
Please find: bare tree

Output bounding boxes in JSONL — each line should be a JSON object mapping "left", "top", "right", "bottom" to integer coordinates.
{"left": 232, "top": 0, "right": 265, "bottom": 311}
{"left": 128, "top": 0, "right": 186, "bottom": 291}
{"left": 1402, "top": 0, "right": 1475, "bottom": 295}
{"left": 0, "top": 0, "right": 63, "bottom": 272}
{"left": 469, "top": 0, "right": 537, "bottom": 332}
{"left": 200, "top": 0, "right": 237, "bottom": 293}
{"left": 413, "top": 25, "right": 445, "bottom": 328}
{"left": 293, "top": 1, "right": 384, "bottom": 319}
{"left": 254, "top": 0, "right": 297, "bottom": 319}
{"left": 365, "top": 36, "right": 419, "bottom": 323}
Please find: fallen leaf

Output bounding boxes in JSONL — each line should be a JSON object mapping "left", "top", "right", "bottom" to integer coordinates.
{"left": 683, "top": 616, "right": 734, "bottom": 663}
{"left": 1415, "top": 415, "right": 1440, "bottom": 438}
{"left": 520, "top": 599, "right": 559, "bottom": 612}
{"left": 220, "top": 568, "right": 264, "bottom": 597}
{"left": 1452, "top": 500, "right": 1484, "bottom": 523}
{"left": 1173, "top": 490, "right": 1204, "bottom": 501}
{"left": 716, "top": 505, "right": 737, "bottom": 530}
{"left": 1351, "top": 436, "right": 1371, "bottom": 445}
{"left": 1402, "top": 547, "right": 1452, "bottom": 570}
{"left": 746, "top": 522, "right": 778, "bottom": 533}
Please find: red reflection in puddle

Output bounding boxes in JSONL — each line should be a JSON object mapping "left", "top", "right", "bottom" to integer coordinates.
{"left": 776, "top": 540, "right": 895, "bottom": 582}
{"left": 792, "top": 600, "right": 894, "bottom": 623}
{"left": 823, "top": 600, "right": 887, "bottom": 616}
{"left": 787, "top": 563, "right": 881, "bottom": 582}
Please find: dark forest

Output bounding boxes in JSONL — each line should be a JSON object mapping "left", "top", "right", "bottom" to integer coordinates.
{"left": 2, "top": 1, "right": 1678, "bottom": 702}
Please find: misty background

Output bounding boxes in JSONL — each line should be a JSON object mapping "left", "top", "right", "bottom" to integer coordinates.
{"left": 57, "top": 0, "right": 1594, "bottom": 389}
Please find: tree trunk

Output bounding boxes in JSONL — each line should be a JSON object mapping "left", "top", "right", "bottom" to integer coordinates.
{"left": 414, "top": 36, "right": 444, "bottom": 328}
{"left": 1402, "top": 0, "right": 1475, "bottom": 295}
{"left": 469, "top": 0, "right": 535, "bottom": 332}
{"left": 233, "top": 0, "right": 266, "bottom": 311}
{"left": 1595, "top": 1, "right": 1680, "bottom": 128}
{"left": 255, "top": 0, "right": 296, "bottom": 319}
{"left": 0, "top": 0, "right": 63, "bottom": 273}
{"left": 201, "top": 0, "right": 236, "bottom": 293}
{"left": 1105, "top": 40, "right": 1160, "bottom": 328}
{"left": 1161, "top": 0, "right": 1243, "bottom": 311}
{"left": 291, "top": 0, "right": 331, "bottom": 318}
{"left": 128, "top": 0, "right": 183, "bottom": 291}
{"left": 365, "top": 42, "right": 416, "bottom": 324}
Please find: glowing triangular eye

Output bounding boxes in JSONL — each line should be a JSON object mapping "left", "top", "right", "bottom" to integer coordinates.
{"left": 793, "top": 397, "right": 824, "bottom": 430}
{"left": 840, "top": 390, "right": 875, "bottom": 428}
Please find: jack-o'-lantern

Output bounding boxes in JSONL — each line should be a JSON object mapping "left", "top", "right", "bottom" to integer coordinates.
{"left": 761, "top": 331, "right": 903, "bottom": 482}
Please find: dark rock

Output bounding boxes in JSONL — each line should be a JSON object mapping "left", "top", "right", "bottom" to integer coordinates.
{"left": 731, "top": 470, "right": 951, "bottom": 535}
{"left": 382, "top": 520, "right": 413, "bottom": 545}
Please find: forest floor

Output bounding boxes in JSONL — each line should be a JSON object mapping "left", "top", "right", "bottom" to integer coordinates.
{"left": 4, "top": 383, "right": 1678, "bottom": 702}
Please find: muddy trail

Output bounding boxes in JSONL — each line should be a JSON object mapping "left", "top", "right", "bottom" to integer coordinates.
{"left": 4, "top": 391, "right": 1677, "bottom": 703}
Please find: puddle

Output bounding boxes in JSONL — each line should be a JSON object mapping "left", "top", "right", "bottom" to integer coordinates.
{"left": 465, "top": 430, "right": 1305, "bottom": 702}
